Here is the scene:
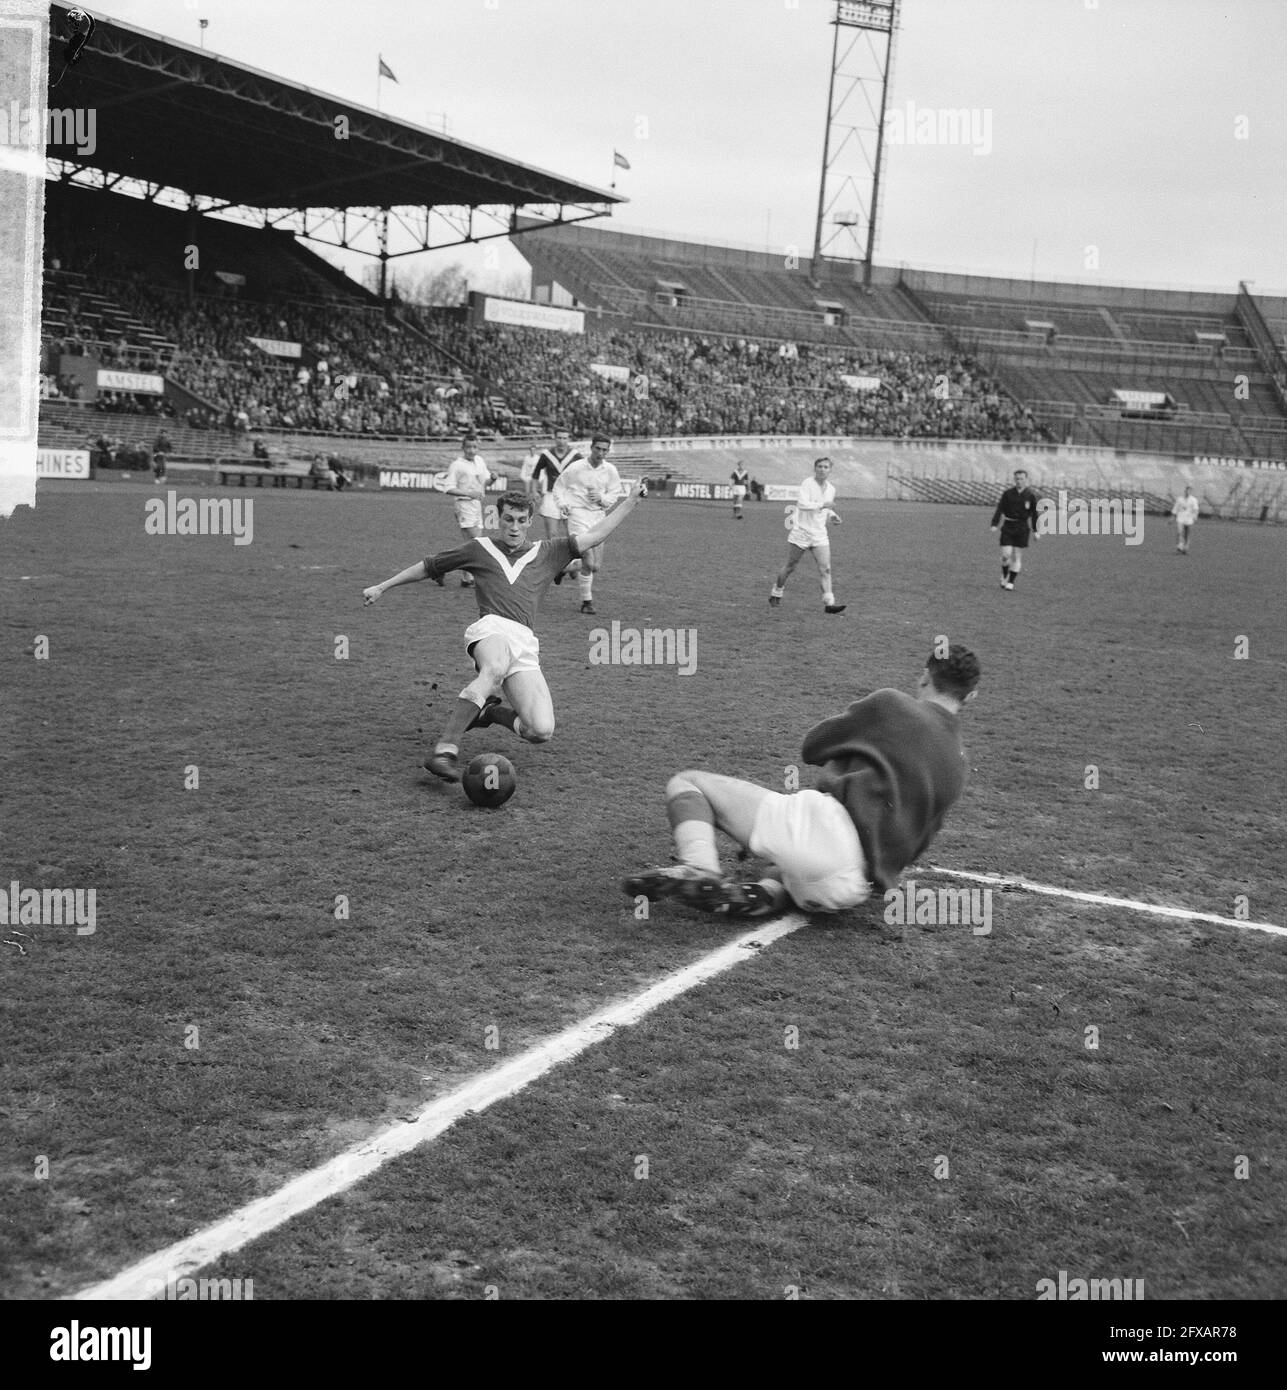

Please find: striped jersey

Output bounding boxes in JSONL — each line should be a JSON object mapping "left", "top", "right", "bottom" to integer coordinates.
{"left": 532, "top": 445, "right": 585, "bottom": 496}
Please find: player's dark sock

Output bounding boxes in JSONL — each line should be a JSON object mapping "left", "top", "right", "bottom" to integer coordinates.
{"left": 1010, "top": 571, "right": 1019, "bottom": 585}
{"left": 1002, "top": 565, "right": 1010, "bottom": 581}
{"left": 485, "top": 703, "right": 520, "bottom": 731}
{"left": 440, "top": 697, "right": 483, "bottom": 747}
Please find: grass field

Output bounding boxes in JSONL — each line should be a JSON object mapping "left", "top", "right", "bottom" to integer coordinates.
{"left": 3, "top": 479, "right": 1285, "bottom": 1300}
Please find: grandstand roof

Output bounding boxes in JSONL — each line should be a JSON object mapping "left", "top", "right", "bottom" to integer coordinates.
{"left": 46, "top": 2, "right": 620, "bottom": 215}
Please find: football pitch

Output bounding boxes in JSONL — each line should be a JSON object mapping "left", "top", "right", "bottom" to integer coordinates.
{"left": 3, "top": 482, "right": 1285, "bottom": 1300}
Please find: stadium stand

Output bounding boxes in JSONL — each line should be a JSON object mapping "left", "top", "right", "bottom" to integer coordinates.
{"left": 515, "top": 222, "right": 1287, "bottom": 465}
{"left": 37, "top": 184, "right": 1287, "bottom": 480}
{"left": 39, "top": 184, "right": 1045, "bottom": 449}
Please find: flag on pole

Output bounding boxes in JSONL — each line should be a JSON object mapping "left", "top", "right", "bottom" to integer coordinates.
{"left": 378, "top": 57, "right": 398, "bottom": 82}
{"left": 613, "top": 150, "right": 631, "bottom": 170}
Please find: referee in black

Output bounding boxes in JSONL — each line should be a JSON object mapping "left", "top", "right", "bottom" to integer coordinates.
{"left": 990, "top": 468, "right": 1039, "bottom": 590}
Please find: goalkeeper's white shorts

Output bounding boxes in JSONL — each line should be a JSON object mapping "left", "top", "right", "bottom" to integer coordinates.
{"left": 749, "top": 790, "right": 871, "bottom": 912}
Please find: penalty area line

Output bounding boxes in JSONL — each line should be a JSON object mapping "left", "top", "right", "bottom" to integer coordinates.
{"left": 923, "top": 866, "right": 1285, "bottom": 937}
{"left": 71, "top": 911, "right": 807, "bottom": 1300}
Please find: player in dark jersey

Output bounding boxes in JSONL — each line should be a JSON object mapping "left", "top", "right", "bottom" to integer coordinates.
{"left": 531, "top": 428, "right": 586, "bottom": 541}
{"left": 989, "top": 469, "right": 1039, "bottom": 589}
{"left": 363, "top": 487, "right": 645, "bottom": 782}
{"left": 730, "top": 463, "right": 749, "bottom": 520}
{"left": 624, "top": 645, "right": 981, "bottom": 917}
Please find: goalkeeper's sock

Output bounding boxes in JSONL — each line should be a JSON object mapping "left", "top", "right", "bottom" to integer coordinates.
{"left": 666, "top": 784, "right": 720, "bottom": 874}
{"left": 578, "top": 573, "right": 594, "bottom": 601}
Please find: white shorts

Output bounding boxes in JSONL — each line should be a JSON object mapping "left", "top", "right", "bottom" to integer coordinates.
{"left": 538, "top": 492, "right": 564, "bottom": 520}
{"left": 749, "top": 789, "right": 871, "bottom": 912}
{"left": 787, "top": 528, "right": 829, "bottom": 551}
{"left": 566, "top": 506, "right": 606, "bottom": 538}
{"left": 732, "top": 485, "right": 747, "bottom": 501}
{"left": 463, "top": 614, "right": 541, "bottom": 679}
{"left": 454, "top": 498, "right": 484, "bottom": 531}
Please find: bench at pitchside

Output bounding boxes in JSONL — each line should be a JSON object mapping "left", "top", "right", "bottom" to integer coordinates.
{"left": 215, "top": 462, "right": 335, "bottom": 489}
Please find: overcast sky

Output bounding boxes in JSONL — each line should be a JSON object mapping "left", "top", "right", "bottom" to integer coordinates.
{"left": 96, "top": 0, "right": 1287, "bottom": 295}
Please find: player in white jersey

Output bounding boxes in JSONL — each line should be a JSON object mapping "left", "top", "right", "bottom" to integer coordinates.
{"left": 519, "top": 443, "right": 539, "bottom": 496}
{"left": 443, "top": 433, "right": 491, "bottom": 589}
{"left": 531, "top": 428, "right": 586, "bottom": 540}
{"left": 1171, "top": 486, "right": 1200, "bottom": 553}
{"left": 552, "top": 433, "right": 625, "bottom": 615}
{"left": 768, "top": 457, "right": 846, "bottom": 613}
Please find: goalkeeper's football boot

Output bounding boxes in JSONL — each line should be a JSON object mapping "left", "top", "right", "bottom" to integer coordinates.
{"left": 710, "top": 880, "right": 792, "bottom": 919}
{"left": 622, "top": 864, "right": 727, "bottom": 908}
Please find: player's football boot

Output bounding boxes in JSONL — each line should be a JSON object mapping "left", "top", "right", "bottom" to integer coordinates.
{"left": 824, "top": 604, "right": 847, "bottom": 614}
{"left": 466, "top": 696, "right": 502, "bottom": 731}
{"left": 768, "top": 594, "right": 781, "bottom": 607}
{"left": 423, "top": 750, "right": 462, "bottom": 782}
{"left": 710, "top": 881, "right": 791, "bottom": 919}
{"left": 580, "top": 600, "right": 596, "bottom": 615}
{"left": 622, "top": 864, "right": 727, "bottom": 908}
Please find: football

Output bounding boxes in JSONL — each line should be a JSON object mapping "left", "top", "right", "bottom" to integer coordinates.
{"left": 462, "top": 753, "right": 517, "bottom": 808}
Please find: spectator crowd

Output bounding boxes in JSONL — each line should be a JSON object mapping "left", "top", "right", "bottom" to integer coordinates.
{"left": 42, "top": 245, "right": 1047, "bottom": 447}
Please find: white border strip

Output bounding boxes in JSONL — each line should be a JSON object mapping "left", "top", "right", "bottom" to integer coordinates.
{"left": 925, "top": 866, "right": 1286, "bottom": 937}
{"left": 72, "top": 912, "right": 807, "bottom": 1300}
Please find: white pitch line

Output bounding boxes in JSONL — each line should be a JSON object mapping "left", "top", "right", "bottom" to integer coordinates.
{"left": 925, "top": 866, "right": 1286, "bottom": 937}
{"left": 71, "top": 912, "right": 807, "bottom": 1300}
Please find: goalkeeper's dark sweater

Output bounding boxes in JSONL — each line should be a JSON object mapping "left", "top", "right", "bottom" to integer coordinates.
{"left": 802, "top": 690, "right": 967, "bottom": 891}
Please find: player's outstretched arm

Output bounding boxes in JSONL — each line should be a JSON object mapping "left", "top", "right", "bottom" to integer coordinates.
{"left": 571, "top": 482, "right": 645, "bottom": 554}
{"left": 363, "top": 560, "right": 430, "bottom": 604}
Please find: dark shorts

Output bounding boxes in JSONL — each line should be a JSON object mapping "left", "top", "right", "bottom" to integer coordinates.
{"left": 999, "top": 521, "right": 1030, "bottom": 549}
